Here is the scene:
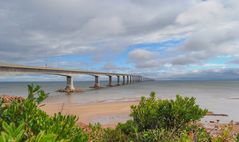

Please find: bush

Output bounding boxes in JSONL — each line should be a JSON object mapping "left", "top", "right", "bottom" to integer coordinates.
{"left": 236, "top": 134, "right": 239, "bottom": 142}
{"left": 0, "top": 84, "right": 88, "bottom": 142}
{"left": 116, "top": 120, "right": 138, "bottom": 135}
{"left": 89, "top": 92, "right": 209, "bottom": 142}
{"left": 132, "top": 129, "right": 177, "bottom": 142}
{"left": 130, "top": 92, "right": 208, "bottom": 132}
{"left": 88, "top": 123, "right": 129, "bottom": 142}
{"left": 212, "top": 124, "right": 236, "bottom": 142}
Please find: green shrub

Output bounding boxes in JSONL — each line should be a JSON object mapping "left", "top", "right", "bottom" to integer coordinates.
{"left": 0, "top": 121, "right": 59, "bottom": 142}
{"left": 0, "top": 84, "right": 88, "bottom": 142}
{"left": 0, "top": 122, "right": 25, "bottom": 142}
{"left": 134, "top": 129, "right": 176, "bottom": 142}
{"left": 116, "top": 120, "right": 138, "bottom": 135}
{"left": 47, "top": 113, "right": 88, "bottom": 141}
{"left": 89, "top": 92, "right": 209, "bottom": 142}
{"left": 212, "top": 125, "right": 236, "bottom": 142}
{"left": 135, "top": 129, "right": 208, "bottom": 142}
{"left": 236, "top": 134, "right": 239, "bottom": 142}
{"left": 130, "top": 92, "right": 208, "bottom": 132}
{"left": 89, "top": 123, "right": 129, "bottom": 142}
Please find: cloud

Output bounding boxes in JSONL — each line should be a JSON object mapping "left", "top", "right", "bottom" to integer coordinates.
{"left": 102, "top": 63, "right": 129, "bottom": 72}
{"left": 130, "top": 0, "right": 239, "bottom": 73}
{"left": 138, "top": 67, "right": 239, "bottom": 80}
{"left": 1, "top": 0, "right": 239, "bottom": 80}
{"left": 172, "top": 0, "right": 239, "bottom": 65}
{"left": 228, "top": 59, "right": 239, "bottom": 64}
{"left": 128, "top": 49, "right": 160, "bottom": 68}
{"left": 168, "top": 68, "right": 239, "bottom": 80}
{"left": 0, "top": 0, "right": 187, "bottom": 65}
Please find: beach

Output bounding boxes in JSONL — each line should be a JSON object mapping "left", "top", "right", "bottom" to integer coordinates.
{"left": 40, "top": 100, "right": 139, "bottom": 127}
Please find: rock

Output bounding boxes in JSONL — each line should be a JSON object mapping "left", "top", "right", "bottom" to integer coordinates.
{"left": 235, "top": 122, "right": 239, "bottom": 125}
{"left": 206, "top": 111, "right": 228, "bottom": 116}
{"left": 0, "top": 95, "right": 24, "bottom": 103}
{"left": 56, "top": 88, "right": 83, "bottom": 94}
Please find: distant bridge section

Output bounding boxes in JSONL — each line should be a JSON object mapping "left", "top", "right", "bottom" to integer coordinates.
{"left": 0, "top": 64, "right": 150, "bottom": 93}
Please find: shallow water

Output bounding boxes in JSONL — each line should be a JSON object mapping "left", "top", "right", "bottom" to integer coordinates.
{"left": 1, "top": 80, "right": 239, "bottom": 122}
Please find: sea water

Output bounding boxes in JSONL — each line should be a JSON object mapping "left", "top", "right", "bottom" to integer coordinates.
{"left": 1, "top": 80, "right": 239, "bottom": 122}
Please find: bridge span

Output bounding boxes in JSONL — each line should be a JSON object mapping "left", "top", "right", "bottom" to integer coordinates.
{"left": 0, "top": 64, "right": 150, "bottom": 93}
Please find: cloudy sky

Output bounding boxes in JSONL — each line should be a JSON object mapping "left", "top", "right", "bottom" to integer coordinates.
{"left": 1, "top": 0, "right": 239, "bottom": 81}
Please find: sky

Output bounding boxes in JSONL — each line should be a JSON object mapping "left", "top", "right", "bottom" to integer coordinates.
{"left": 1, "top": 0, "right": 239, "bottom": 81}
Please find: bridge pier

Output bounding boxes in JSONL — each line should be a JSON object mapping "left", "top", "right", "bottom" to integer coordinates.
{"left": 117, "top": 75, "right": 120, "bottom": 86}
{"left": 108, "top": 76, "right": 113, "bottom": 87}
{"left": 65, "top": 76, "right": 75, "bottom": 92}
{"left": 94, "top": 75, "right": 100, "bottom": 88}
{"left": 127, "top": 75, "right": 129, "bottom": 84}
{"left": 122, "top": 76, "right": 126, "bottom": 85}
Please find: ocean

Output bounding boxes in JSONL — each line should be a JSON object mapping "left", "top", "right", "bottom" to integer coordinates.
{"left": 1, "top": 80, "right": 239, "bottom": 122}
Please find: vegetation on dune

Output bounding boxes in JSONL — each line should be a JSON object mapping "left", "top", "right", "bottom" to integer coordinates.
{"left": 1, "top": 85, "right": 239, "bottom": 141}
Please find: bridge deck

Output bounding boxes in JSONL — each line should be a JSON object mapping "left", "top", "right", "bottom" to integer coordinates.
{"left": 0, "top": 64, "right": 132, "bottom": 76}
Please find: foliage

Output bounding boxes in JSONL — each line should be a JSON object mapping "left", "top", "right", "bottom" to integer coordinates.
{"left": 133, "top": 129, "right": 179, "bottom": 142}
{"left": 0, "top": 97, "right": 3, "bottom": 118}
{"left": 0, "top": 84, "right": 88, "bottom": 142}
{"left": 0, "top": 122, "right": 58, "bottom": 142}
{"left": 116, "top": 120, "right": 138, "bottom": 135}
{"left": 212, "top": 125, "right": 236, "bottom": 142}
{"left": 130, "top": 92, "right": 208, "bottom": 132}
{"left": 88, "top": 123, "right": 129, "bottom": 142}
{"left": 89, "top": 123, "right": 211, "bottom": 142}
{"left": 0, "top": 122, "right": 25, "bottom": 142}
{"left": 236, "top": 134, "right": 239, "bottom": 142}
{"left": 89, "top": 92, "right": 211, "bottom": 142}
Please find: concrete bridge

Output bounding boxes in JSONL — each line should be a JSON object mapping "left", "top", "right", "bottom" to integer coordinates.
{"left": 0, "top": 64, "right": 149, "bottom": 93}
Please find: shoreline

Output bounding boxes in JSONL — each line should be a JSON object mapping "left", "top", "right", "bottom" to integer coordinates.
{"left": 40, "top": 99, "right": 239, "bottom": 137}
{"left": 40, "top": 99, "right": 233, "bottom": 128}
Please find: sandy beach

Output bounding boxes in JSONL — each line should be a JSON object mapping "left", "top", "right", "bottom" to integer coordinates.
{"left": 40, "top": 100, "right": 139, "bottom": 127}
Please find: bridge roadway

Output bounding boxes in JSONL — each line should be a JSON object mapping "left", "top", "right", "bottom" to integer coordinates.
{"left": 0, "top": 64, "right": 148, "bottom": 93}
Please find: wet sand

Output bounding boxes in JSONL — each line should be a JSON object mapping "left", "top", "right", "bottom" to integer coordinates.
{"left": 40, "top": 100, "right": 139, "bottom": 127}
